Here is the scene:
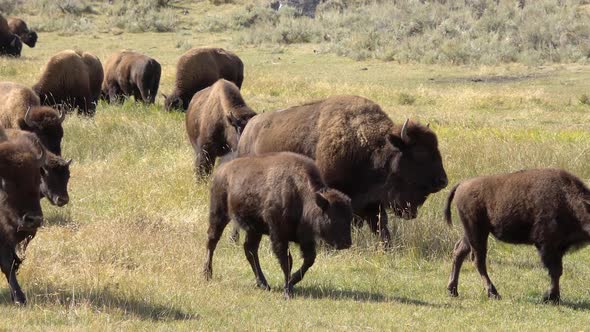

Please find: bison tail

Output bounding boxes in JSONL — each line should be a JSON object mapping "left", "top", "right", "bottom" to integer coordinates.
{"left": 444, "top": 183, "right": 460, "bottom": 226}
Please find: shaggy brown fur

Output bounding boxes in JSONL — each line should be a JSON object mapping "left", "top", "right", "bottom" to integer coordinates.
{"left": 0, "top": 14, "right": 21, "bottom": 57}
{"left": 186, "top": 79, "right": 256, "bottom": 177}
{"left": 237, "top": 95, "right": 447, "bottom": 244}
{"left": 0, "top": 81, "right": 65, "bottom": 155}
{"left": 5, "top": 129, "right": 71, "bottom": 207}
{"left": 33, "top": 50, "right": 103, "bottom": 116}
{"left": 7, "top": 18, "right": 37, "bottom": 48}
{"left": 101, "top": 50, "right": 161, "bottom": 103}
{"left": 445, "top": 168, "right": 590, "bottom": 303}
{"left": 164, "top": 47, "right": 244, "bottom": 111}
{"left": 203, "top": 152, "right": 352, "bottom": 298}
{"left": 0, "top": 128, "right": 45, "bottom": 305}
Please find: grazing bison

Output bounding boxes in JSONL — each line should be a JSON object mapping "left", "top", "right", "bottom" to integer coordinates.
{"left": 445, "top": 168, "right": 590, "bottom": 303}
{"left": 33, "top": 50, "right": 104, "bottom": 116}
{"left": 186, "top": 79, "right": 256, "bottom": 177}
{"left": 0, "top": 15, "right": 21, "bottom": 57}
{"left": 101, "top": 50, "right": 161, "bottom": 104}
{"left": 7, "top": 18, "right": 37, "bottom": 48}
{"left": 236, "top": 95, "right": 447, "bottom": 244}
{"left": 0, "top": 81, "right": 66, "bottom": 155}
{"left": 164, "top": 47, "right": 244, "bottom": 111}
{"left": 0, "top": 128, "right": 46, "bottom": 305}
{"left": 5, "top": 129, "right": 71, "bottom": 207}
{"left": 203, "top": 152, "right": 353, "bottom": 298}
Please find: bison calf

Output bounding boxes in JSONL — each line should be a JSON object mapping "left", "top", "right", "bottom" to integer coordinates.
{"left": 445, "top": 168, "right": 590, "bottom": 303}
{"left": 7, "top": 18, "right": 37, "bottom": 48}
{"left": 203, "top": 152, "right": 353, "bottom": 298}
{"left": 186, "top": 79, "right": 256, "bottom": 177}
{"left": 0, "top": 15, "right": 21, "bottom": 57}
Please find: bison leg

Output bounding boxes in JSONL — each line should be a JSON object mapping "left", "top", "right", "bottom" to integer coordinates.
{"left": 471, "top": 234, "right": 500, "bottom": 299}
{"left": 228, "top": 223, "right": 240, "bottom": 243}
{"left": 288, "top": 240, "right": 316, "bottom": 289}
{"left": 447, "top": 237, "right": 471, "bottom": 297}
{"left": 0, "top": 247, "right": 26, "bottom": 305}
{"left": 244, "top": 230, "right": 270, "bottom": 290}
{"left": 270, "top": 237, "right": 293, "bottom": 299}
{"left": 539, "top": 247, "right": 563, "bottom": 304}
{"left": 363, "top": 204, "right": 391, "bottom": 247}
{"left": 195, "top": 147, "right": 215, "bottom": 178}
{"left": 202, "top": 207, "right": 230, "bottom": 281}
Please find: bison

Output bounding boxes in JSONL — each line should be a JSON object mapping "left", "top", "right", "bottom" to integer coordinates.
{"left": 7, "top": 17, "right": 37, "bottom": 48}
{"left": 0, "top": 81, "right": 66, "bottom": 155}
{"left": 203, "top": 152, "right": 353, "bottom": 299}
{"left": 5, "top": 129, "right": 71, "bottom": 207}
{"left": 445, "top": 168, "right": 590, "bottom": 303}
{"left": 101, "top": 50, "right": 161, "bottom": 104}
{"left": 236, "top": 95, "right": 447, "bottom": 245}
{"left": 0, "top": 14, "right": 21, "bottom": 57}
{"left": 186, "top": 79, "right": 256, "bottom": 177}
{"left": 0, "top": 127, "right": 46, "bottom": 305}
{"left": 33, "top": 50, "right": 104, "bottom": 116}
{"left": 164, "top": 47, "right": 244, "bottom": 112}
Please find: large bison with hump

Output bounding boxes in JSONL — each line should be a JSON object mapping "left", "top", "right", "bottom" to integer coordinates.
{"left": 0, "top": 127, "right": 46, "bottom": 305}
{"left": 5, "top": 129, "right": 71, "bottom": 207}
{"left": 7, "top": 17, "right": 37, "bottom": 48}
{"left": 186, "top": 79, "right": 256, "bottom": 177}
{"left": 0, "top": 81, "right": 66, "bottom": 155}
{"left": 164, "top": 47, "right": 244, "bottom": 112}
{"left": 0, "top": 14, "right": 22, "bottom": 57}
{"left": 237, "top": 95, "right": 448, "bottom": 245}
{"left": 101, "top": 50, "right": 161, "bottom": 104}
{"left": 33, "top": 50, "right": 104, "bottom": 116}
{"left": 445, "top": 168, "right": 590, "bottom": 303}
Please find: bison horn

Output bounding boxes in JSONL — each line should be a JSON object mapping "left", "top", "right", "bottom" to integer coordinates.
{"left": 401, "top": 118, "right": 410, "bottom": 141}
{"left": 10, "top": 37, "right": 17, "bottom": 47}
{"left": 65, "top": 159, "right": 73, "bottom": 166}
{"left": 58, "top": 108, "right": 67, "bottom": 123}
{"left": 33, "top": 140, "right": 46, "bottom": 165}
{"left": 24, "top": 107, "right": 37, "bottom": 128}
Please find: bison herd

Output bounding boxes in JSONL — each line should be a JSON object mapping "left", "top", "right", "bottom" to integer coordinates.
{"left": 1, "top": 14, "right": 590, "bottom": 305}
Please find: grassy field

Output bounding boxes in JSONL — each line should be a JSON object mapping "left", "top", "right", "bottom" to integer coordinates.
{"left": 2, "top": 1, "right": 590, "bottom": 330}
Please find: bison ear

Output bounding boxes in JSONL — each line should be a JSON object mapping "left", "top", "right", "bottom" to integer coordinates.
{"left": 315, "top": 192, "right": 330, "bottom": 212}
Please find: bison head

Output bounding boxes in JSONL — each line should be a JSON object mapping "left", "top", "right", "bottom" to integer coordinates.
{"left": 385, "top": 119, "right": 448, "bottom": 219}
{"left": 314, "top": 189, "right": 353, "bottom": 250}
{"left": 20, "top": 107, "right": 65, "bottom": 156}
{"left": 21, "top": 31, "right": 37, "bottom": 48}
{"left": 0, "top": 132, "right": 45, "bottom": 232}
{"left": 0, "top": 35, "right": 22, "bottom": 57}
{"left": 40, "top": 154, "right": 71, "bottom": 207}
{"left": 163, "top": 93, "right": 184, "bottom": 112}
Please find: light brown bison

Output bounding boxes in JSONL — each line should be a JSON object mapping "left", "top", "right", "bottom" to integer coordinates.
{"left": 236, "top": 95, "right": 447, "bottom": 245}
{"left": 0, "top": 127, "right": 46, "bottom": 305}
{"left": 164, "top": 47, "right": 244, "bottom": 111}
{"left": 33, "top": 50, "right": 104, "bottom": 116}
{"left": 445, "top": 168, "right": 590, "bottom": 303}
{"left": 101, "top": 50, "right": 161, "bottom": 104}
{"left": 186, "top": 79, "right": 256, "bottom": 177}
{"left": 7, "top": 17, "right": 37, "bottom": 48}
{"left": 5, "top": 129, "right": 71, "bottom": 207}
{"left": 0, "top": 81, "right": 66, "bottom": 155}
{"left": 0, "top": 14, "right": 21, "bottom": 57}
{"left": 203, "top": 152, "right": 352, "bottom": 298}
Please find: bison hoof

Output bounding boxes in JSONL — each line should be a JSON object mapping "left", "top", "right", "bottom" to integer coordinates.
{"left": 256, "top": 282, "right": 271, "bottom": 291}
{"left": 11, "top": 291, "right": 26, "bottom": 306}
{"left": 487, "top": 287, "right": 501, "bottom": 300}
{"left": 543, "top": 292, "right": 560, "bottom": 304}
{"left": 202, "top": 267, "right": 213, "bottom": 281}
{"left": 283, "top": 286, "right": 294, "bottom": 299}
{"left": 447, "top": 286, "right": 459, "bottom": 297}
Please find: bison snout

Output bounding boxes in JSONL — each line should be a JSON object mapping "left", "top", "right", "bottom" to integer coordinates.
{"left": 19, "top": 213, "right": 43, "bottom": 231}
{"left": 55, "top": 195, "right": 69, "bottom": 207}
{"left": 433, "top": 175, "right": 448, "bottom": 192}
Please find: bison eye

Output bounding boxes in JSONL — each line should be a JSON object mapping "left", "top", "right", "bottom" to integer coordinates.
{"left": 40, "top": 167, "right": 48, "bottom": 177}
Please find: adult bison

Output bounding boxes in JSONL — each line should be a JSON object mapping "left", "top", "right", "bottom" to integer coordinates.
{"left": 7, "top": 17, "right": 37, "bottom": 48}
{"left": 5, "top": 129, "right": 71, "bottom": 207}
{"left": 0, "top": 127, "right": 46, "bottom": 305}
{"left": 237, "top": 95, "right": 448, "bottom": 245}
{"left": 164, "top": 47, "right": 244, "bottom": 112}
{"left": 186, "top": 79, "right": 256, "bottom": 177}
{"left": 101, "top": 50, "right": 161, "bottom": 104}
{"left": 445, "top": 168, "right": 590, "bottom": 303}
{"left": 0, "top": 14, "right": 21, "bottom": 57}
{"left": 0, "top": 81, "right": 66, "bottom": 155}
{"left": 204, "top": 152, "right": 352, "bottom": 298}
{"left": 33, "top": 50, "right": 104, "bottom": 116}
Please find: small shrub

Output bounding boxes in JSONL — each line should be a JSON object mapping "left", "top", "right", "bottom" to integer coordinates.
{"left": 579, "top": 94, "right": 590, "bottom": 105}
{"left": 107, "top": 0, "right": 177, "bottom": 32}
{"left": 0, "top": 0, "right": 16, "bottom": 14}
{"left": 398, "top": 93, "right": 416, "bottom": 105}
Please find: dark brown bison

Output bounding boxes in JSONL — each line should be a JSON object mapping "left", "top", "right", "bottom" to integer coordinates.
{"left": 186, "top": 79, "right": 256, "bottom": 177}
{"left": 0, "top": 14, "right": 21, "bottom": 57}
{"left": 101, "top": 50, "right": 161, "bottom": 104}
{"left": 164, "top": 47, "right": 244, "bottom": 112}
{"left": 445, "top": 168, "right": 590, "bottom": 303}
{"left": 0, "top": 81, "right": 66, "bottom": 155}
{"left": 7, "top": 17, "right": 37, "bottom": 48}
{"left": 203, "top": 152, "right": 352, "bottom": 299}
{"left": 0, "top": 127, "right": 46, "bottom": 305}
{"left": 33, "top": 50, "right": 104, "bottom": 116}
{"left": 5, "top": 129, "right": 71, "bottom": 207}
{"left": 236, "top": 95, "right": 447, "bottom": 245}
